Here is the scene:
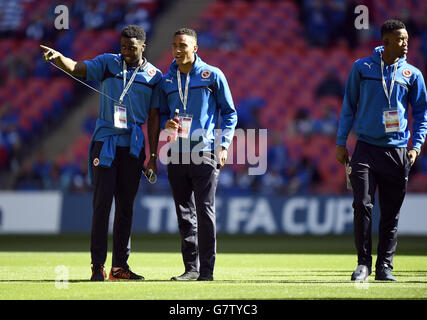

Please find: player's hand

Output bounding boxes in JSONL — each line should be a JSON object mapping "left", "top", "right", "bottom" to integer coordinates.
{"left": 336, "top": 145, "right": 349, "bottom": 165}
{"left": 146, "top": 156, "right": 157, "bottom": 175}
{"left": 408, "top": 149, "right": 418, "bottom": 166}
{"left": 165, "top": 119, "right": 180, "bottom": 131}
{"left": 40, "top": 45, "right": 61, "bottom": 62}
{"left": 217, "top": 147, "right": 228, "bottom": 168}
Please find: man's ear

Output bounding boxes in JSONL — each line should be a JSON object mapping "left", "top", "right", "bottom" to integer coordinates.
{"left": 193, "top": 44, "right": 198, "bottom": 54}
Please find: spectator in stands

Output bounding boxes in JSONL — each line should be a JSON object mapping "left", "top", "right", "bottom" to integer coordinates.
{"left": 2, "top": 121, "right": 22, "bottom": 173}
{"left": 267, "top": 132, "right": 289, "bottom": 173}
{"left": 217, "top": 166, "right": 235, "bottom": 191}
{"left": 399, "top": 8, "right": 419, "bottom": 39}
{"left": 324, "top": 0, "right": 347, "bottom": 42}
{"left": 313, "top": 106, "right": 339, "bottom": 136}
{"left": 83, "top": 106, "right": 98, "bottom": 135}
{"left": 303, "top": 0, "right": 329, "bottom": 47}
{"left": 290, "top": 107, "right": 314, "bottom": 137}
{"left": 45, "top": 161, "right": 62, "bottom": 190}
{"left": 315, "top": 68, "right": 344, "bottom": 99}
{"left": 283, "top": 158, "right": 320, "bottom": 195}
{"left": 2, "top": 50, "right": 32, "bottom": 80}
{"left": 14, "top": 159, "right": 43, "bottom": 190}
{"left": 119, "top": 3, "right": 152, "bottom": 36}
{"left": 235, "top": 164, "right": 258, "bottom": 193}
{"left": 158, "top": 28, "right": 237, "bottom": 281}
{"left": 236, "top": 96, "right": 264, "bottom": 129}
{"left": 25, "top": 12, "right": 47, "bottom": 40}
{"left": 70, "top": 158, "right": 91, "bottom": 193}
{"left": 419, "top": 147, "right": 427, "bottom": 174}
{"left": 102, "top": 2, "right": 126, "bottom": 29}
{"left": 58, "top": 151, "right": 79, "bottom": 192}
{"left": 420, "top": 20, "right": 427, "bottom": 76}
{"left": 197, "top": 19, "right": 219, "bottom": 50}
{"left": 83, "top": 1, "right": 107, "bottom": 30}
{"left": 0, "top": 133, "right": 8, "bottom": 169}
{"left": 0, "top": 0, "right": 22, "bottom": 37}
{"left": 260, "top": 167, "right": 286, "bottom": 195}
{"left": 218, "top": 20, "right": 242, "bottom": 52}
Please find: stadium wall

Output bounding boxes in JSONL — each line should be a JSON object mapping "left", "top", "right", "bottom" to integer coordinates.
{"left": 0, "top": 192, "right": 426, "bottom": 235}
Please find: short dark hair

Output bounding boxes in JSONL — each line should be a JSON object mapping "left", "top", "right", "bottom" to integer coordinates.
{"left": 174, "top": 27, "right": 197, "bottom": 42}
{"left": 121, "top": 25, "right": 146, "bottom": 42}
{"left": 381, "top": 19, "right": 406, "bottom": 38}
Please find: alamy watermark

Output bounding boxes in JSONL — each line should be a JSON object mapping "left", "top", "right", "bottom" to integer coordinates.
{"left": 158, "top": 128, "right": 268, "bottom": 176}
{"left": 354, "top": 5, "right": 369, "bottom": 30}
{"left": 54, "top": 5, "right": 69, "bottom": 30}
{"left": 55, "top": 265, "right": 69, "bottom": 289}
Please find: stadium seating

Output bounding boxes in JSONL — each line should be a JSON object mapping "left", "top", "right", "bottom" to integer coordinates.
{"left": 186, "top": 0, "right": 426, "bottom": 194}
{"left": 2, "top": 0, "right": 427, "bottom": 194}
{"left": 0, "top": 0, "right": 160, "bottom": 182}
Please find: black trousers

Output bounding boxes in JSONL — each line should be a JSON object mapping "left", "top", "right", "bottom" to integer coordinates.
{"left": 90, "top": 141, "right": 145, "bottom": 268}
{"left": 167, "top": 152, "right": 220, "bottom": 277}
{"left": 349, "top": 140, "right": 411, "bottom": 270}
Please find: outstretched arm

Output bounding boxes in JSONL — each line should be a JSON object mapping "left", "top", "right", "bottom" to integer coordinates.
{"left": 40, "top": 45, "right": 87, "bottom": 78}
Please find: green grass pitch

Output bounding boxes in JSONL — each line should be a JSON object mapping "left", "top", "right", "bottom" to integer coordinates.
{"left": 0, "top": 234, "right": 426, "bottom": 300}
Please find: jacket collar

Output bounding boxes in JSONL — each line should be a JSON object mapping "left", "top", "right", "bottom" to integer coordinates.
{"left": 371, "top": 46, "right": 406, "bottom": 67}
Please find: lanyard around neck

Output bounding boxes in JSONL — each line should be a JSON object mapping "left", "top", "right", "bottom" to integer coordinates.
{"left": 177, "top": 69, "right": 190, "bottom": 113}
{"left": 380, "top": 55, "right": 398, "bottom": 108}
{"left": 119, "top": 60, "right": 142, "bottom": 104}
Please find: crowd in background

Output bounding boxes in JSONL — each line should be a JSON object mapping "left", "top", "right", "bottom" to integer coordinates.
{"left": 0, "top": 0, "right": 162, "bottom": 189}
{"left": 1, "top": 0, "right": 427, "bottom": 194}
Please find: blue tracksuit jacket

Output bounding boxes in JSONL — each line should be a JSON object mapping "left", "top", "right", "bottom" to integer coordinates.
{"left": 83, "top": 53, "right": 162, "bottom": 183}
{"left": 337, "top": 46, "right": 427, "bottom": 151}
{"left": 156, "top": 54, "right": 238, "bottom": 152}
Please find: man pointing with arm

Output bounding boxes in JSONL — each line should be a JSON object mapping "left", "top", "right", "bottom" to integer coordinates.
{"left": 41, "top": 25, "right": 162, "bottom": 281}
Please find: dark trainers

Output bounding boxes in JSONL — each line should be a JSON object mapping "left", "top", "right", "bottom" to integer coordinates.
{"left": 171, "top": 271, "right": 200, "bottom": 281}
{"left": 197, "top": 274, "right": 214, "bottom": 281}
{"left": 351, "top": 265, "right": 371, "bottom": 281}
{"left": 90, "top": 264, "right": 106, "bottom": 281}
{"left": 375, "top": 265, "right": 397, "bottom": 281}
{"left": 109, "top": 267, "right": 144, "bottom": 280}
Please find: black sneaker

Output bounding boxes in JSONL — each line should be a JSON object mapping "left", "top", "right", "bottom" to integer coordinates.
{"left": 109, "top": 267, "right": 144, "bottom": 280}
{"left": 90, "top": 264, "right": 106, "bottom": 281}
{"left": 375, "top": 265, "right": 397, "bottom": 281}
{"left": 351, "top": 265, "right": 371, "bottom": 281}
{"left": 197, "top": 275, "right": 214, "bottom": 281}
{"left": 171, "top": 271, "right": 200, "bottom": 281}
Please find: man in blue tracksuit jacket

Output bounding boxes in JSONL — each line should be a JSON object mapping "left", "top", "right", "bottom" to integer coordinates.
{"left": 41, "top": 25, "right": 162, "bottom": 281}
{"left": 156, "top": 28, "right": 237, "bottom": 281}
{"left": 336, "top": 20, "right": 427, "bottom": 281}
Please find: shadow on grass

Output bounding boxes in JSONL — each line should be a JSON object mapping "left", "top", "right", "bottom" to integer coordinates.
{"left": 0, "top": 234, "right": 426, "bottom": 255}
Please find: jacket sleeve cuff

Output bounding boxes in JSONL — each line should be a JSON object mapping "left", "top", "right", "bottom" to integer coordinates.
{"left": 336, "top": 137, "right": 347, "bottom": 146}
{"left": 411, "top": 147, "right": 421, "bottom": 156}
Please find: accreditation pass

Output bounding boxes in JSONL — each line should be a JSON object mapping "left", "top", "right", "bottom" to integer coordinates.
{"left": 177, "top": 113, "right": 193, "bottom": 138}
{"left": 114, "top": 104, "right": 127, "bottom": 129}
{"left": 383, "top": 108, "right": 400, "bottom": 133}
